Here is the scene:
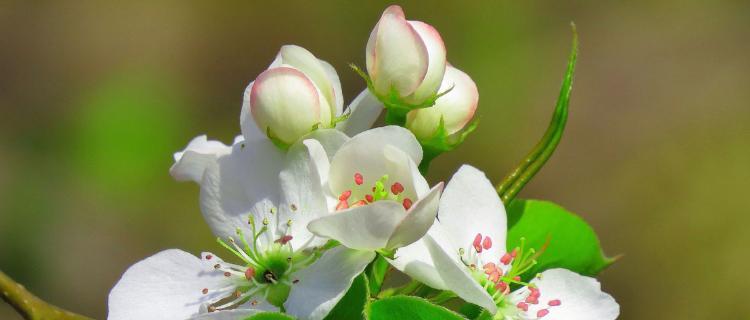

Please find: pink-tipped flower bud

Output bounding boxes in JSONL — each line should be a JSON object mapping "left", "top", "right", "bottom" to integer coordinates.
{"left": 366, "top": 5, "right": 447, "bottom": 105}
{"left": 247, "top": 45, "right": 342, "bottom": 145}
{"left": 405, "top": 65, "right": 478, "bottom": 140}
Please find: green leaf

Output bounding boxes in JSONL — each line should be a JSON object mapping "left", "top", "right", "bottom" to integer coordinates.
{"left": 244, "top": 312, "right": 295, "bottom": 320}
{"left": 325, "top": 273, "right": 369, "bottom": 320}
{"left": 506, "top": 199, "right": 615, "bottom": 282}
{"left": 365, "top": 255, "right": 389, "bottom": 295}
{"left": 368, "top": 296, "right": 465, "bottom": 320}
{"left": 496, "top": 24, "right": 578, "bottom": 203}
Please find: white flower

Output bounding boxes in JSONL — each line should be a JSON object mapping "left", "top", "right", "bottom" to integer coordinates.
{"left": 366, "top": 5, "right": 447, "bottom": 105}
{"left": 247, "top": 45, "right": 343, "bottom": 145}
{"left": 303, "top": 126, "right": 444, "bottom": 253}
{"left": 112, "top": 130, "right": 374, "bottom": 320}
{"left": 405, "top": 65, "right": 478, "bottom": 140}
{"left": 391, "top": 165, "right": 619, "bottom": 319}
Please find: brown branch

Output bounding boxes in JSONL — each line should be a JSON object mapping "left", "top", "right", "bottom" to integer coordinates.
{"left": 0, "top": 270, "right": 92, "bottom": 320}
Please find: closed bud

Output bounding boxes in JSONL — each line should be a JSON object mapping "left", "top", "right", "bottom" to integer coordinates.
{"left": 366, "top": 5, "right": 447, "bottom": 105}
{"left": 406, "top": 65, "right": 478, "bottom": 140}
{"left": 247, "top": 45, "right": 342, "bottom": 146}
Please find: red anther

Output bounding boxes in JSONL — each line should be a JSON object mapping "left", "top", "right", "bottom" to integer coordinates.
{"left": 529, "top": 287, "right": 540, "bottom": 298}
{"left": 336, "top": 200, "right": 349, "bottom": 211}
{"left": 352, "top": 200, "right": 368, "bottom": 207}
{"left": 495, "top": 281, "right": 508, "bottom": 293}
{"left": 525, "top": 295, "right": 539, "bottom": 304}
{"left": 500, "top": 252, "right": 512, "bottom": 265}
{"left": 513, "top": 276, "right": 521, "bottom": 282}
{"left": 483, "top": 262, "right": 497, "bottom": 275}
{"left": 275, "top": 235, "right": 293, "bottom": 245}
{"left": 224, "top": 272, "right": 231, "bottom": 277}
{"left": 202, "top": 288, "right": 209, "bottom": 294}
{"left": 365, "top": 194, "right": 374, "bottom": 203}
{"left": 488, "top": 271, "right": 500, "bottom": 283}
{"left": 205, "top": 254, "right": 213, "bottom": 260}
{"left": 245, "top": 267, "right": 256, "bottom": 280}
{"left": 473, "top": 233, "right": 483, "bottom": 253}
{"left": 402, "top": 198, "right": 413, "bottom": 210}
{"left": 548, "top": 299, "right": 561, "bottom": 306}
{"left": 511, "top": 248, "right": 518, "bottom": 258}
{"left": 537, "top": 309, "right": 549, "bottom": 318}
{"left": 482, "top": 236, "right": 492, "bottom": 250}
{"left": 339, "top": 190, "right": 352, "bottom": 201}
{"left": 516, "top": 302, "right": 529, "bottom": 311}
{"left": 391, "top": 182, "right": 404, "bottom": 195}
{"left": 354, "top": 172, "right": 364, "bottom": 185}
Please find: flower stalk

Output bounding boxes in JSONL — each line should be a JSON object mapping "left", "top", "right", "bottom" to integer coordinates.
{"left": 0, "top": 270, "right": 92, "bottom": 320}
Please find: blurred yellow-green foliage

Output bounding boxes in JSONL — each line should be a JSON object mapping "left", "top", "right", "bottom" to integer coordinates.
{"left": 1, "top": 1, "right": 749, "bottom": 319}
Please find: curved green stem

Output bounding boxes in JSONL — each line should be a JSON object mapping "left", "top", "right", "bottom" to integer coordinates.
{"left": 496, "top": 23, "right": 578, "bottom": 204}
{"left": 0, "top": 270, "right": 92, "bottom": 320}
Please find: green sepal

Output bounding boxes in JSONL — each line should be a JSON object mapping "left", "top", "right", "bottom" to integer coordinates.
{"left": 367, "top": 296, "right": 466, "bottom": 320}
{"left": 418, "top": 116, "right": 479, "bottom": 173}
{"left": 350, "top": 63, "right": 451, "bottom": 127}
{"left": 495, "top": 23, "right": 578, "bottom": 204}
{"left": 243, "top": 312, "right": 295, "bottom": 320}
{"left": 324, "top": 273, "right": 369, "bottom": 320}
{"left": 506, "top": 199, "right": 617, "bottom": 282}
{"left": 265, "top": 127, "right": 291, "bottom": 150}
{"left": 365, "top": 255, "right": 390, "bottom": 296}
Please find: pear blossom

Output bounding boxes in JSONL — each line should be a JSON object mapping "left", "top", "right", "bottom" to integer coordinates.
{"left": 405, "top": 65, "right": 479, "bottom": 140}
{"left": 366, "top": 5, "right": 447, "bottom": 105}
{"left": 391, "top": 165, "right": 619, "bottom": 319}
{"left": 111, "top": 130, "right": 374, "bottom": 320}
{"left": 301, "top": 126, "right": 443, "bottom": 254}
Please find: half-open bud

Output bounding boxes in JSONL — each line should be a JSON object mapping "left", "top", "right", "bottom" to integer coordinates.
{"left": 247, "top": 45, "right": 342, "bottom": 146}
{"left": 366, "top": 5, "right": 447, "bottom": 106}
{"left": 405, "top": 65, "right": 478, "bottom": 140}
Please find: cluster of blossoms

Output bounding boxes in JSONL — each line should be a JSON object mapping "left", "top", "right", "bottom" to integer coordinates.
{"left": 108, "top": 5, "right": 619, "bottom": 320}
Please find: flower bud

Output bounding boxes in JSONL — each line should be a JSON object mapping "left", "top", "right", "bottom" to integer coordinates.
{"left": 405, "top": 65, "right": 478, "bottom": 140}
{"left": 366, "top": 5, "right": 447, "bottom": 105}
{"left": 248, "top": 45, "right": 342, "bottom": 145}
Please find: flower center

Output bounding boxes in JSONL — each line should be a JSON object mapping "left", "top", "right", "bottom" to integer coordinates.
{"left": 335, "top": 172, "right": 413, "bottom": 211}
{"left": 199, "top": 215, "right": 317, "bottom": 311}
{"left": 459, "top": 235, "right": 562, "bottom": 319}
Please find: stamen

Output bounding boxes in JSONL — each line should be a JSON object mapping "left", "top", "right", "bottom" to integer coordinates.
{"left": 500, "top": 252, "right": 512, "bottom": 265}
{"left": 275, "top": 235, "right": 293, "bottom": 245}
{"left": 516, "top": 302, "right": 529, "bottom": 311}
{"left": 537, "top": 309, "right": 549, "bottom": 318}
{"left": 402, "top": 198, "right": 413, "bottom": 210}
{"left": 548, "top": 299, "right": 561, "bottom": 306}
{"left": 339, "top": 190, "right": 352, "bottom": 201}
{"left": 365, "top": 194, "right": 374, "bottom": 203}
{"left": 354, "top": 172, "right": 364, "bottom": 185}
{"left": 202, "top": 288, "right": 209, "bottom": 294}
{"left": 352, "top": 200, "right": 368, "bottom": 208}
{"left": 245, "top": 267, "right": 256, "bottom": 280}
{"left": 336, "top": 200, "right": 349, "bottom": 211}
{"left": 290, "top": 204, "right": 298, "bottom": 211}
{"left": 473, "top": 233, "right": 483, "bottom": 253}
{"left": 205, "top": 255, "right": 213, "bottom": 260}
{"left": 390, "top": 182, "right": 404, "bottom": 195}
{"left": 482, "top": 236, "right": 492, "bottom": 250}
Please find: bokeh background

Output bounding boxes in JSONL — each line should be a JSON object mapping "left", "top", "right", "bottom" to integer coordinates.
{"left": 1, "top": 1, "right": 748, "bottom": 319}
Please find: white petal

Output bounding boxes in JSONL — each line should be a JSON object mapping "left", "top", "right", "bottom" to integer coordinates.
{"left": 366, "top": 5, "right": 429, "bottom": 97}
{"left": 108, "top": 249, "right": 228, "bottom": 320}
{"left": 170, "top": 135, "right": 232, "bottom": 183}
{"left": 318, "top": 59, "right": 344, "bottom": 117}
{"left": 405, "top": 21, "right": 447, "bottom": 104}
{"left": 308, "top": 201, "right": 405, "bottom": 251}
{"left": 423, "top": 233, "right": 497, "bottom": 313}
{"left": 510, "top": 269, "right": 619, "bottom": 320}
{"left": 385, "top": 182, "right": 443, "bottom": 249}
{"left": 272, "top": 45, "right": 338, "bottom": 119}
{"left": 285, "top": 247, "right": 376, "bottom": 320}
{"left": 335, "top": 89, "right": 383, "bottom": 136}
{"left": 437, "top": 165, "right": 507, "bottom": 263}
{"left": 200, "top": 139, "right": 285, "bottom": 246}
{"left": 278, "top": 131, "right": 346, "bottom": 249}
{"left": 387, "top": 236, "right": 446, "bottom": 290}
{"left": 250, "top": 66, "right": 322, "bottom": 145}
{"left": 406, "top": 65, "right": 479, "bottom": 140}
{"left": 328, "top": 126, "right": 422, "bottom": 196}
{"left": 240, "top": 81, "right": 266, "bottom": 143}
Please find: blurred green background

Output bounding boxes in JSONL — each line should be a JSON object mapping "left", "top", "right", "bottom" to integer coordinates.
{"left": 1, "top": 1, "right": 748, "bottom": 319}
